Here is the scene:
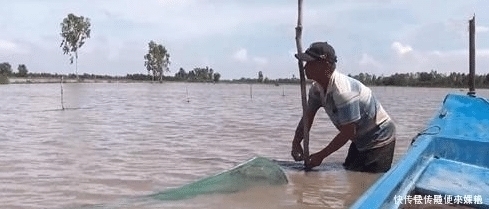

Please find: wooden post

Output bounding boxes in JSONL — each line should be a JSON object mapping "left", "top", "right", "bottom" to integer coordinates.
{"left": 250, "top": 84, "right": 253, "bottom": 100}
{"left": 468, "top": 15, "right": 476, "bottom": 96}
{"left": 186, "top": 86, "right": 190, "bottom": 103}
{"left": 60, "top": 76, "right": 65, "bottom": 110}
{"left": 295, "top": 0, "right": 310, "bottom": 168}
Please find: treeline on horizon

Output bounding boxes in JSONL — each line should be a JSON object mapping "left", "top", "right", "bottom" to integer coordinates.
{"left": 2, "top": 61, "right": 489, "bottom": 88}
{"left": 3, "top": 12, "right": 487, "bottom": 88}
{"left": 348, "top": 70, "right": 489, "bottom": 88}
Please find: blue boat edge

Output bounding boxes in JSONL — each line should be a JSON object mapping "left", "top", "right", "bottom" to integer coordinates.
{"left": 350, "top": 92, "right": 489, "bottom": 209}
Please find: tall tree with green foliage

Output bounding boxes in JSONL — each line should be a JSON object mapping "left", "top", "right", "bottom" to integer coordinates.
{"left": 60, "top": 13, "right": 91, "bottom": 80}
{"left": 213, "top": 73, "right": 221, "bottom": 83}
{"left": 144, "top": 40, "right": 170, "bottom": 82}
{"left": 0, "top": 62, "right": 12, "bottom": 76}
{"left": 17, "top": 64, "right": 28, "bottom": 77}
{"left": 258, "top": 71, "right": 264, "bottom": 83}
{"left": 0, "top": 62, "right": 11, "bottom": 84}
{"left": 175, "top": 68, "right": 188, "bottom": 80}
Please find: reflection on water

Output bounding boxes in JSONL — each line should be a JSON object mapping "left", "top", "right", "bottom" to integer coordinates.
{"left": 1, "top": 83, "right": 487, "bottom": 209}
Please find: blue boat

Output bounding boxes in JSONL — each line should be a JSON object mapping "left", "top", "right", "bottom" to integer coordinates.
{"left": 350, "top": 93, "right": 489, "bottom": 209}
{"left": 351, "top": 17, "right": 489, "bottom": 209}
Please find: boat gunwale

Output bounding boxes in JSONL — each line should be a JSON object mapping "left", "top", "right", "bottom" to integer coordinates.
{"left": 351, "top": 93, "right": 489, "bottom": 208}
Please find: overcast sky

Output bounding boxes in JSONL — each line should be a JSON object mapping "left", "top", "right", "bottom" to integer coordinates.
{"left": 1, "top": 0, "right": 488, "bottom": 79}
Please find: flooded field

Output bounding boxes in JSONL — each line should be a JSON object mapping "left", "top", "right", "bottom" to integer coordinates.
{"left": 1, "top": 82, "right": 487, "bottom": 209}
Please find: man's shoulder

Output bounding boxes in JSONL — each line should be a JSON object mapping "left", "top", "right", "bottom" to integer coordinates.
{"left": 332, "top": 71, "right": 369, "bottom": 93}
{"left": 334, "top": 72, "right": 364, "bottom": 86}
{"left": 330, "top": 71, "right": 373, "bottom": 106}
{"left": 331, "top": 72, "right": 355, "bottom": 94}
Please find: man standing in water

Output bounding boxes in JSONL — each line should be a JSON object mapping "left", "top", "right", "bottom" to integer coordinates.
{"left": 291, "top": 42, "right": 396, "bottom": 173}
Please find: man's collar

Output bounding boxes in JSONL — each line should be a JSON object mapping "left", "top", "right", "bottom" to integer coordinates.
{"left": 325, "top": 71, "right": 337, "bottom": 95}
{"left": 312, "top": 70, "right": 337, "bottom": 97}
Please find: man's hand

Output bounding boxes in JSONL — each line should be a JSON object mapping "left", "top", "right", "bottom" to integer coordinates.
{"left": 307, "top": 152, "right": 325, "bottom": 168}
{"left": 291, "top": 141, "right": 304, "bottom": 161}
{"left": 305, "top": 123, "right": 356, "bottom": 169}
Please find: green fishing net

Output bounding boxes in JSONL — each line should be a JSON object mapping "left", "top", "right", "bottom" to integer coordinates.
{"left": 150, "top": 156, "right": 288, "bottom": 201}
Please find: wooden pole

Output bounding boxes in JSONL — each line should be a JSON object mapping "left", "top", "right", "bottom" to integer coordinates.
{"left": 60, "top": 76, "right": 65, "bottom": 110}
{"left": 295, "top": 0, "right": 310, "bottom": 168}
{"left": 468, "top": 15, "right": 476, "bottom": 96}
{"left": 186, "top": 86, "right": 190, "bottom": 103}
{"left": 250, "top": 84, "right": 253, "bottom": 100}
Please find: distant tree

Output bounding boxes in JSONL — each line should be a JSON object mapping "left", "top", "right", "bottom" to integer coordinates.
{"left": 364, "top": 73, "right": 372, "bottom": 85}
{"left": 213, "top": 72, "right": 221, "bottom": 82}
{"left": 418, "top": 72, "right": 432, "bottom": 83}
{"left": 358, "top": 73, "right": 365, "bottom": 83}
{"left": 17, "top": 64, "right": 28, "bottom": 77}
{"left": 188, "top": 71, "right": 196, "bottom": 80}
{"left": 0, "top": 62, "right": 12, "bottom": 76}
{"left": 371, "top": 75, "right": 377, "bottom": 86}
{"left": 258, "top": 71, "right": 264, "bottom": 83}
{"left": 175, "top": 67, "right": 187, "bottom": 80}
{"left": 189, "top": 66, "right": 214, "bottom": 81}
{"left": 126, "top": 73, "right": 151, "bottom": 81}
{"left": 193, "top": 67, "right": 205, "bottom": 80}
{"left": 60, "top": 13, "right": 91, "bottom": 81}
{"left": 209, "top": 68, "right": 214, "bottom": 81}
{"left": 0, "top": 62, "right": 10, "bottom": 84}
{"left": 144, "top": 40, "right": 170, "bottom": 82}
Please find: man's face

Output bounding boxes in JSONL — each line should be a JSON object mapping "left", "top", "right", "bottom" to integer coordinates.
{"left": 304, "top": 60, "right": 328, "bottom": 81}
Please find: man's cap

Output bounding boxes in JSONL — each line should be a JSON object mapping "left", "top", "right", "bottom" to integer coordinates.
{"left": 295, "top": 42, "right": 337, "bottom": 63}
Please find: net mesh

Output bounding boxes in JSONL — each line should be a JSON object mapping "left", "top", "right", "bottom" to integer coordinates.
{"left": 149, "top": 156, "right": 288, "bottom": 201}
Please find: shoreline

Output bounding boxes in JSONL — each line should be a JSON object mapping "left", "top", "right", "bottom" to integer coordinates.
{"left": 5, "top": 77, "right": 300, "bottom": 85}
{"left": 1, "top": 77, "right": 481, "bottom": 90}
{"left": 8, "top": 77, "right": 141, "bottom": 84}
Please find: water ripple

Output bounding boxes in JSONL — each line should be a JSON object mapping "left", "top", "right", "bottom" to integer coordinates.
{"left": 1, "top": 83, "right": 488, "bottom": 208}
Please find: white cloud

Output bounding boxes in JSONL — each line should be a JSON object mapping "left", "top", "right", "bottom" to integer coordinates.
{"left": 385, "top": 47, "right": 489, "bottom": 76}
{"left": 391, "top": 42, "right": 413, "bottom": 55}
{"left": 359, "top": 53, "right": 381, "bottom": 67}
{"left": 478, "top": 49, "right": 489, "bottom": 57}
{"left": 0, "top": 40, "right": 18, "bottom": 51}
{"left": 428, "top": 49, "right": 489, "bottom": 58}
{"left": 156, "top": 0, "right": 196, "bottom": 7}
{"left": 232, "top": 48, "right": 267, "bottom": 66}
{"left": 233, "top": 48, "right": 248, "bottom": 62}
{"left": 106, "top": 40, "right": 125, "bottom": 61}
{"left": 253, "top": 57, "right": 268, "bottom": 65}
{"left": 477, "top": 26, "right": 489, "bottom": 33}
{"left": 0, "top": 39, "right": 29, "bottom": 54}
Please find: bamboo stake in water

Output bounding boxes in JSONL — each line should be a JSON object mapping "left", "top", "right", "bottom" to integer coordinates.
{"left": 468, "top": 15, "right": 476, "bottom": 96}
{"left": 282, "top": 86, "right": 285, "bottom": 97}
{"left": 60, "top": 76, "right": 65, "bottom": 110}
{"left": 250, "top": 84, "right": 253, "bottom": 100}
{"left": 186, "top": 86, "right": 190, "bottom": 103}
{"left": 295, "top": 0, "right": 310, "bottom": 168}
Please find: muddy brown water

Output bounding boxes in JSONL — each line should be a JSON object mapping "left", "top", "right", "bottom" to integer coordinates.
{"left": 2, "top": 83, "right": 487, "bottom": 209}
